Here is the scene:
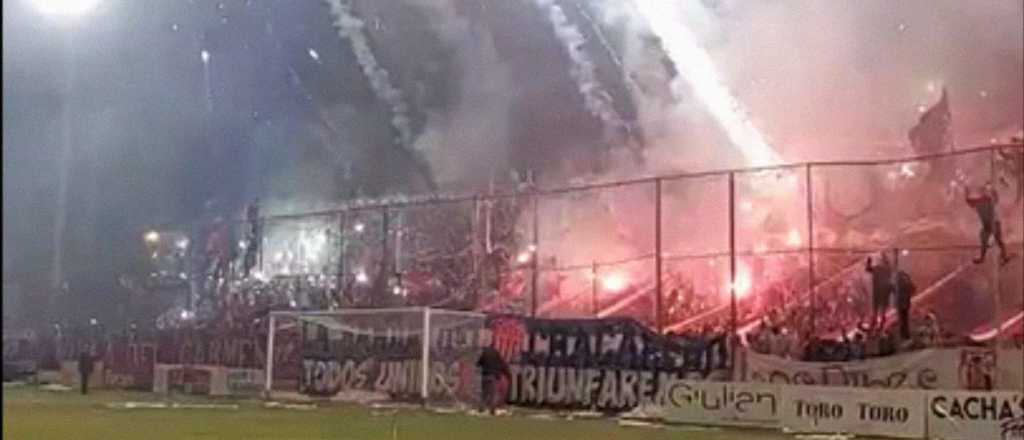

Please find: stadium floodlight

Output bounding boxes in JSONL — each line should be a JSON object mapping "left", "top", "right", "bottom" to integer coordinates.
{"left": 30, "top": 0, "right": 101, "bottom": 17}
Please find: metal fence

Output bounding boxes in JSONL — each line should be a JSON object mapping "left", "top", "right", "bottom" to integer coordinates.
{"left": 164, "top": 144, "right": 1023, "bottom": 342}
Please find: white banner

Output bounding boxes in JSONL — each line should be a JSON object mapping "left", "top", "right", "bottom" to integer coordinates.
{"left": 153, "top": 364, "right": 264, "bottom": 396}
{"left": 998, "top": 349, "right": 1024, "bottom": 391}
{"left": 780, "top": 386, "right": 925, "bottom": 439}
{"left": 743, "top": 348, "right": 1024, "bottom": 390}
{"left": 663, "top": 381, "right": 781, "bottom": 428}
{"left": 221, "top": 368, "right": 264, "bottom": 396}
{"left": 928, "top": 390, "right": 1024, "bottom": 440}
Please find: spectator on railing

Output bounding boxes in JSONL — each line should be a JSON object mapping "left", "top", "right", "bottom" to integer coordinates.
{"left": 866, "top": 255, "right": 894, "bottom": 329}
{"left": 895, "top": 269, "right": 916, "bottom": 339}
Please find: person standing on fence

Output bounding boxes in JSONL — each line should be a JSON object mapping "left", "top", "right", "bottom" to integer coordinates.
{"left": 965, "top": 183, "right": 1010, "bottom": 265}
{"left": 866, "top": 254, "right": 894, "bottom": 330}
{"left": 77, "top": 348, "right": 95, "bottom": 395}
{"left": 477, "top": 345, "right": 510, "bottom": 415}
{"left": 895, "top": 269, "right": 916, "bottom": 340}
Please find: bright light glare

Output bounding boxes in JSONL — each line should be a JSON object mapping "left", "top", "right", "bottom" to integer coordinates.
{"left": 731, "top": 269, "right": 752, "bottom": 298}
{"left": 600, "top": 273, "right": 628, "bottom": 292}
{"left": 354, "top": 269, "right": 369, "bottom": 284}
{"left": 144, "top": 230, "right": 160, "bottom": 245}
{"left": 30, "top": 0, "right": 101, "bottom": 16}
{"left": 516, "top": 252, "right": 531, "bottom": 264}
{"left": 353, "top": 222, "right": 365, "bottom": 233}
{"left": 786, "top": 228, "right": 802, "bottom": 247}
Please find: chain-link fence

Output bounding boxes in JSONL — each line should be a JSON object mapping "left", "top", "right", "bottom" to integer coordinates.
{"left": 167, "top": 144, "right": 1023, "bottom": 345}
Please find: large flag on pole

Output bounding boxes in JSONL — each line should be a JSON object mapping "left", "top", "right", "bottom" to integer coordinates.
{"left": 909, "top": 88, "right": 953, "bottom": 155}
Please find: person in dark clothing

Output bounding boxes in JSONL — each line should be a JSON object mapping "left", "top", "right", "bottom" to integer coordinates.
{"left": 77, "top": 349, "right": 95, "bottom": 395}
{"left": 866, "top": 254, "right": 894, "bottom": 329}
{"left": 895, "top": 270, "right": 916, "bottom": 340}
{"left": 965, "top": 183, "right": 1010, "bottom": 265}
{"left": 243, "top": 199, "right": 261, "bottom": 277}
{"left": 477, "top": 346, "right": 510, "bottom": 415}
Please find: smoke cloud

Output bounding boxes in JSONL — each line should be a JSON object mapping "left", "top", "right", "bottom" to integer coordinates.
{"left": 407, "top": 0, "right": 516, "bottom": 186}
{"left": 612, "top": 0, "right": 1023, "bottom": 168}
{"left": 325, "top": 0, "right": 415, "bottom": 148}
{"left": 533, "top": 0, "right": 628, "bottom": 143}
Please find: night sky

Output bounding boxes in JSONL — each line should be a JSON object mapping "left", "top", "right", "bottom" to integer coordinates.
{"left": 3, "top": 1, "right": 394, "bottom": 311}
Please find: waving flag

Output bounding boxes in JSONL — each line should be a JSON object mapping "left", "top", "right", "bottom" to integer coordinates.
{"left": 909, "top": 88, "right": 953, "bottom": 155}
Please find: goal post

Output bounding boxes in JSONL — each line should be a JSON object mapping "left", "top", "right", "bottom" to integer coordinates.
{"left": 264, "top": 307, "right": 487, "bottom": 408}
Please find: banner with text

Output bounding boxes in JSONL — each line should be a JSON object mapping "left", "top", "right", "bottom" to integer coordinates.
{"left": 664, "top": 382, "right": 781, "bottom": 428}
{"left": 928, "top": 390, "right": 1024, "bottom": 440}
{"left": 780, "top": 386, "right": 925, "bottom": 438}
{"left": 489, "top": 315, "right": 727, "bottom": 412}
{"left": 299, "top": 310, "right": 485, "bottom": 405}
{"left": 743, "top": 348, "right": 1023, "bottom": 390}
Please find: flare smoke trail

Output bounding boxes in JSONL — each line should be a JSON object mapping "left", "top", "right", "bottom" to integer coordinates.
{"left": 533, "top": 0, "right": 628, "bottom": 139}
{"left": 632, "top": 0, "right": 781, "bottom": 167}
{"left": 325, "top": 0, "right": 414, "bottom": 148}
{"left": 570, "top": 0, "right": 622, "bottom": 70}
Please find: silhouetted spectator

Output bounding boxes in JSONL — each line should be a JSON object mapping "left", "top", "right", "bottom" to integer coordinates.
{"left": 895, "top": 270, "right": 916, "bottom": 339}
{"left": 866, "top": 255, "right": 894, "bottom": 329}
{"left": 965, "top": 183, "right": 1010, "bottom": 265}
{"left": 77, "top": 349, "right": 95, "bottom": 395}
{"left": 477, "top": 346, "right": 510, "bottom": 415}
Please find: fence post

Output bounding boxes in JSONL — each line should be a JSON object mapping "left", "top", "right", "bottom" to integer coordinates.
{"left": 989, "top": 149, "right": 1002, "bottom": 351}
{"left": 472, "top": 196, "right": 481, "bottom": 308}
{"left": 1019, "top": 145, "right": 1024, "bottom": 363}
{"left": 592, "top": 261, "right": 598, "bottom": 316}
{"left": 531, "top": 194, "right": 539, "bottom": 318}
{"left": 264, "top": 313, "right": 276, "bottom": 398}
{"left": 806, "top": 164, "right": 816, "bottom": 336}
{"left": 654, "top": 178, "right": 664, "bottom": 333}
{"left": 188, "top": 222, "right": 200, "bottom": 314}
{"left": 728, "top": 172, "right": 737, "bottom": 335}
{"left": 421, "top": 307, "right": 432, "bottom": 401}
{"left": 381, "top": 207, "right": 390, "bottom": 307}
{"left": 337, "top": 213, "right": 345, "bottom": 302}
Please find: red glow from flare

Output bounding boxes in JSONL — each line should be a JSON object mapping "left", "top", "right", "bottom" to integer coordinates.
{"left": 786, "top": 228, "right": 802, "bottom": 247}
{"left": 600, "top": 273, "right": 628, "bottom": 292}
{"left": 730, "top": 264, "right": 752, "bottom": 298}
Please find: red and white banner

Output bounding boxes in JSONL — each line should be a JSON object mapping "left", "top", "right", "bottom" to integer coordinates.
{"left": 742, "top": 348, "right": 1023, "bottom": 391}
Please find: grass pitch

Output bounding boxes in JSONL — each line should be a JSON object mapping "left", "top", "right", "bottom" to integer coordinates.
{"left": 2, "top": 386, "right": 793, "bottom": 440}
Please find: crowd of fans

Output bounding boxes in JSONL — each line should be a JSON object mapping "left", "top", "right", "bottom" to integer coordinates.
{"left": 746, "top": 306, "right": 955, "bottom": 362}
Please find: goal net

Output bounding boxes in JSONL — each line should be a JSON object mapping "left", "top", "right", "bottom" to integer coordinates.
{"left": 264, "top": 308, "right": 486, "bottom": 408}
